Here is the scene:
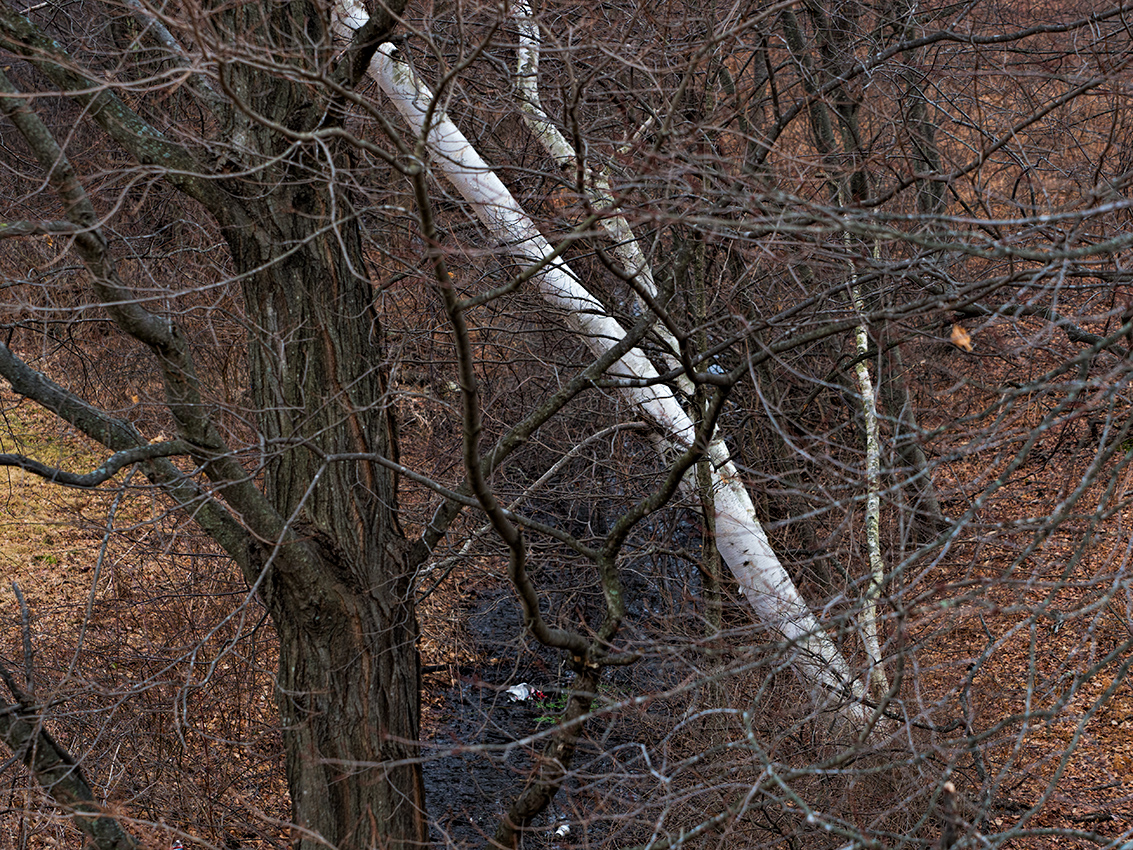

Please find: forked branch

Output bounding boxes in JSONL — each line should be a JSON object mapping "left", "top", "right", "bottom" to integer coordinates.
{"left": 358, "top": 30, "right": 865, "bottom": 713}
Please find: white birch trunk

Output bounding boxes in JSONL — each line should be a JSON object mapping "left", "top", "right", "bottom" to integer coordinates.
{"left": 512, "top": 2, "right": 678, "bottom": 371}
{"left": 513, "top": 6, "right": 870, "bottom": 702}
{"left": 852, "top": 286, "right": 890, "bottom": 696}
{"left": 343, "top": 15, "right": 864, "bottom": 710}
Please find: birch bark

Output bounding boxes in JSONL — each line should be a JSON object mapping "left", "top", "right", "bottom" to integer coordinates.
{"left": 852, "top": 282, "right": 891, "bottom": 696}
{"left": 341, "top": 16, "right": 864, "bottom": 708}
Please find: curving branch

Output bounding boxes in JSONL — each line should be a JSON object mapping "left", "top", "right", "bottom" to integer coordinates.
{"left": 418, "top": 422, "right": 650, "bottom": 589}
{"left": 330, "top": 0, "right": 407, "bottom": 92}
{"left": 0, "top": 441, "right": 192, "bottom": 489}
{"left": 411, "top": 162, "right": 591, "bottom": 660}
{"left": 0, "top": 341, "right": 254, "bottom": 569}
{"left": 119, "top": 0, "right": 226, "bottom": 115}
{"left": 0, "top": 4, "right": 228, "bottom": 215}
{"left": 0, "top": 66, "right": 301, "bottom": 570}
{"left": 0, "top": 660, "right": 139, "bottom": 850}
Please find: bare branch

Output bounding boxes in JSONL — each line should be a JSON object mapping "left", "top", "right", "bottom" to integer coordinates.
{"left": 0, "top": 3, "right": 228, "bottom": 213}
{"left": 0, "top": 67, "right": 297, "bottom": 563}
{"left": 0, "top": 341, "right": 254, "bottom": 570}
{"left": 0, "top": 440, "right": 192, "bottom": 488}
{"left": 0, "top": 220, "right": 79, "bottom": 238}
{"left": 0, "top": 661, "right": 139, "bottom": 850}
{"left": 372, "top": 39, "right": 866, "bottom": 711}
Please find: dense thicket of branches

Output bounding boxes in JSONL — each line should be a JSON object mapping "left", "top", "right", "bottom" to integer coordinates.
{"left": 1, "top": 0, "right": 1133, "bottom": 848}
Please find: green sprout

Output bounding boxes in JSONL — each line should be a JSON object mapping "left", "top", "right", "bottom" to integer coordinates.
{"left": 532, "top": 691, "right": 570, "bottom": 724}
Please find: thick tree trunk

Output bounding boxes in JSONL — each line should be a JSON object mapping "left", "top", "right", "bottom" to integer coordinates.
{"left": 273, "top": 554, "right": 425, "bottom": 850}
{"left": 222, "top": 193, "right": 429, "bottom": 849}
{"left": 0, "top": 2, "right": 428, "bottom": 846}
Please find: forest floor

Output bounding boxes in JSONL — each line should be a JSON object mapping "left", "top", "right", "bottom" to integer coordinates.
{"left": 905, "top": 318, "right": 1133, "bottom": 848}
{"left": 1, "top": 324, "right": 1132, "bottom": 849}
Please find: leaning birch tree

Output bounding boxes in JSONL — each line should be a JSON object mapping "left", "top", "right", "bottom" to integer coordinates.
{"left": 349, "top": 13, "right": 865, "bottom": 707}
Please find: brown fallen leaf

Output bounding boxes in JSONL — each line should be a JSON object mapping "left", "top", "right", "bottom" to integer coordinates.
{"left": 951, "top": 324, "right": 974, "bottom": 352}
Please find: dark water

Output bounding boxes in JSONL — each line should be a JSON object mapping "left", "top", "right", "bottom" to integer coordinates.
{"left": 421, "top": 587, "right": 568, "bottom": 848}
{"left": 420, "top": 505, "right": 708, "bottom": 848}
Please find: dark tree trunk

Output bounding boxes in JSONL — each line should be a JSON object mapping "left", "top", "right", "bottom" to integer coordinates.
{"left": 0, "top": 0, "right": 429, "bottom": 844}
{"left": 273, "top": 554, "right": 425, "bottom": 850}
{"left": 202, "top": 6, "right": 429, "bottom": 845}
{"left": 222, "top": 178, "right": 429, "bottom": 849}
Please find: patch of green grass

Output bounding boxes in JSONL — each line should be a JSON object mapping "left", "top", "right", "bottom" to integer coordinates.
{"left": 532, "top": 682, "right": 629, "bottom": 725}
{"left": 533, "top": 691, "right": 569, "bottom": 724}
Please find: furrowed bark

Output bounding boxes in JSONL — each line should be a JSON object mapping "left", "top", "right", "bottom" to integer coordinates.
{"left": 0, "top": 7, "right": 428, "bottom": 846}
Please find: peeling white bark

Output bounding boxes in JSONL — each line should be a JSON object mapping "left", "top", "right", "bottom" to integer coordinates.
{"left": 852, "top": 285, "right": 890, "bottom": 696}
{"left": 341, "top": 9, "right": 864, "bottom": 711}
{"left": 513, "top": 3, "right": 672, "bottom": 365}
